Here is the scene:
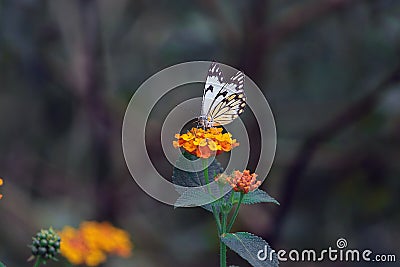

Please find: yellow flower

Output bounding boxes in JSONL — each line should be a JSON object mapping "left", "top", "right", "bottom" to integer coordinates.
{"left": 58, "top": 226, "right": 90, "bottom": 265}
{"left": 183, "top": 141, "right": 197, "bottom": 152}
{"left": 173, "top": 127, "right": 239, "bottom": 159}
{"left": 86, "top": 250, "right": 106, "bottom": 266}
{"left": 208, "top": 140, "right": 218, "bottom": 151}
{"left": 181, "top": 133, "right": 193, "bottom": 141}
{"left": 0, "top": 178, "right": 3, "bottom": 200}
{"left": 198, "top": 138, "right": 207, "bottom": 147}
{"left": 58, "top": 221, "right": 133, "bottom": 266}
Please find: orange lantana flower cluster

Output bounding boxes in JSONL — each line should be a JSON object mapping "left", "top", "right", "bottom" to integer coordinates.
{"left": 58, "top": 221, "right": 133, "bottom": 266}
{"left": 216, "top": 170, "right": 261, "bottom": 194}
{"left": 0, "top": 178, "right": 3, "bottom": 200}
{"left": 173, "top": 127, "right": 239, "bottom": 158}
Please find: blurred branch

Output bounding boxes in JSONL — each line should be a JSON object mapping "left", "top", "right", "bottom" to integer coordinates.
{"left": 237, "top": 0, "right": 381, "bottom": 244}
{"left": 268, "top": 63, "right": 400, "bottom": 244}
{"left": 77, "top": 0, "right": 116, "bottom": 221}
{"left": 241, "top": 0, "right": 359, "bottom": 80}
{"left": 239, "top": 0, "right": 269, "bottom": 80}
{"left": 49, "top": 0, "right": 116, "bottom": 220}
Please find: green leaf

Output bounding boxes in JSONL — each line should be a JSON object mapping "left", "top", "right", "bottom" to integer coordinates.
{"left": 221, "top": 232, "right": 279, "bottom": 267}
{"left": 172, "top": 153, "right": 223, "bottom": 188}
{"left": 236, "top": 189, "right": 279, "bottom": 205}
{"left": 172, "top": 153, "right": 224, "bottom": 211}
{"left": 0, "top": 261, "right": 6, "bottom": 267}
{"left": 174, "top": 188, "right": 216, "bottom": 208}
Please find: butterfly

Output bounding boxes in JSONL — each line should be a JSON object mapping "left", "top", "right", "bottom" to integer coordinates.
{"left": 198, "top": 62, "right": 246, "bottom": 128}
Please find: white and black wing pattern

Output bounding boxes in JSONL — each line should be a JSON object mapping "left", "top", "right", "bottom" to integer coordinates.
{"left": 200, "top": 62, "right": 246, "bottom": 127}
{"left": 201, "top": 62, "right": 225, "bottom": 118}
{"left": 208, "top": 70, "right": 246, "bottom": 126}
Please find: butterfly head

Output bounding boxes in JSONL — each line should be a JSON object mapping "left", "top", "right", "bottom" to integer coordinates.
{"left": 198, "top": 115, "right": 215, "bottom": 129}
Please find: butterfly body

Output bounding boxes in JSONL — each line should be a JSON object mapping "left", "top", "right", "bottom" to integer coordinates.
{"left": 199, "top": 63, "right": 246, "bottom": 128}
{"left": 198, "top": 115, "right": 215, "bottom": 128}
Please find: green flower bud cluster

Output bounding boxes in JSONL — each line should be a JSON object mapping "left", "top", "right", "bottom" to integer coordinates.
{"left": 31, "top": 228, "right": 60, "bottom": 261}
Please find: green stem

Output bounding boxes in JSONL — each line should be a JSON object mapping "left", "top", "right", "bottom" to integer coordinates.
{"left": 202, "top": 159, "right": 222, "bottom": 234}
{"left": 33, "top": 257, "right": 42, "bottom": 267}
{"left": 226, "top": 192, "right": 244, "bottom": 232}
{"left": 220, "top": 212, "right": 228, "bottom": 267}
{"left": 201, "top": 159, "right": 227, "bottom": 266}
{"left": 202, "top": 159, "right": 212, "bottom": 195}
{"left": 212, "top": 204, "right": 222, "bottom": 235}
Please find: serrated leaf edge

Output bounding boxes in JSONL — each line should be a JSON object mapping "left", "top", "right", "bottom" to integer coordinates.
{"left": 222, "top": 232, "right": 261, "bottom": 265}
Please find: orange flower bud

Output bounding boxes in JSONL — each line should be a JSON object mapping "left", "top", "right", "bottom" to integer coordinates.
{"left": 226, "top": 170, "right": 261, "bottom": 194}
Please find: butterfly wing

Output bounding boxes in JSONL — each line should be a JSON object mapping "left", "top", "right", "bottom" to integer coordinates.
{"left": 201, "top": 62, "right": 225, "bottom": 118}
{"left": 208, "top": 70, "right": 246, "bottom": 126}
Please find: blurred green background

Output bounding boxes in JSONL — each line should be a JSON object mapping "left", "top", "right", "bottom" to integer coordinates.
{"left": 1, "top": 0, "right": 400, "bottom": 266}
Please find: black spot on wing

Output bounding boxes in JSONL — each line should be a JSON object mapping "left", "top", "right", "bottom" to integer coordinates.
{"left": 228, "top": 71, "right": 245, "bottom": 92}
{"left": 216, "top": 90, "right": 228, "bottom": 98}
{"left": 208, "top": 62, "right": 224, "bottom": 83}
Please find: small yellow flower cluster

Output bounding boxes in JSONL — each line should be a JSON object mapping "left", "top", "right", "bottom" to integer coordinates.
{"left": 215, "top": 170, "right": 261, "bottom": 194}
{"left": 173, "top": 127, "right": 239, "bottom": 158}
{"left": 58, "top": 221, "right": 133, "bottom": 266}
{"left": 0, "top": 178, "right": 3, "bottom": 200}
